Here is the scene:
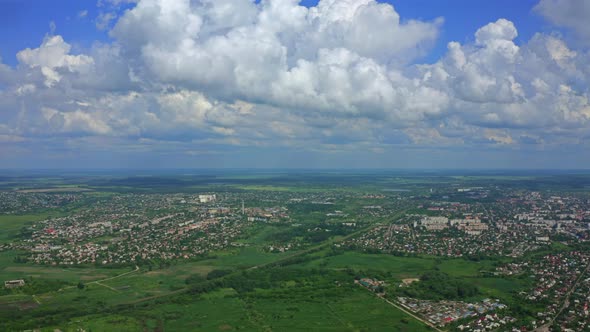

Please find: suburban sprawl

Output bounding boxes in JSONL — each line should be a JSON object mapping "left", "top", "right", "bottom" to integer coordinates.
{"left": 2, "top": 171, "right": 590, "bottom": 331}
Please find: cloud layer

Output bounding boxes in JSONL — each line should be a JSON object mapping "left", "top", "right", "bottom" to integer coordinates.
{"left": 0, "top": 0, "right": 589, "bottom": 168}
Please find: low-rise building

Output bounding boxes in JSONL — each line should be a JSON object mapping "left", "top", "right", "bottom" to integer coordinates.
{"left": 4, "top": 279, "right": 25, "bottom": 288}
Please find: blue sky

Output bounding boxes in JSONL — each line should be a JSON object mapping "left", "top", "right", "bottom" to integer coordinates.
{"left": 0, "top": 0, "right": 544, "bottom": 66}
{"left": 0, "top": 0, "right": 589, "bottom": 169}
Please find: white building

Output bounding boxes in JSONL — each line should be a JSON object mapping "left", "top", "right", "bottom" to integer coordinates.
{"left": 4, "top": 280, "right": 25, "bottom": 288}
{"left": 421, "top": 216, "right": 449, "bottom": 231}
{"left": 199, "top": 194, "right": 216, "bottom": 203}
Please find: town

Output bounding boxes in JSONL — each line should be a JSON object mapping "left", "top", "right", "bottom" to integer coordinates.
{"left": 2, "top": 177, "right": 590, "bottom": 331}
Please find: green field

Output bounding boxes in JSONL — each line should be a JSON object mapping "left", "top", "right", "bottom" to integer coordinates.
{"left": 0, "top": 250, "right": 132, "bottom": 283}
{"left": 39, "top": 273, "right": 431, "bottom": 332}
{"left": 2, "top": 170, "right": 588, "bottom": 331}
{"left": 1, "top": 239, "right": 532, "bottom": 331}
{"left": 292, "top": 251, "right": 528, "bottom": 302}
{"left": 296, "top": 252, "right": 443, "bottom": 277}
{"left": 0, "top": 214, "right": 54, "bottom": 243}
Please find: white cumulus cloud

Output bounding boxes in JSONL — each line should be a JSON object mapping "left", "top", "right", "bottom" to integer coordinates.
{"left": 0, "top": 0, "right": 590, "bottom": 166}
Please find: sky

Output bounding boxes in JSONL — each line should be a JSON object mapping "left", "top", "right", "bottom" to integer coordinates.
{"left": 0, "top": 0, "right": 589, "bottom": 169}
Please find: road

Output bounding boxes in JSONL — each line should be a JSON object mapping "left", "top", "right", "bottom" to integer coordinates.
{"left": 535, "top": 262, "right": 590, "bottom": 331}
{"left": 58, "top": 265, "right": 140, "bottom": 292}
{"left": 95, "top": 281, "right": 121, "bottom": 292}
{"left": 87, "top": 265, "right": 140, "bottom": 284}
{"left": 121, "top": 210, "right": 410, "bottom": 305}
{"left": 32, "top": 209, "right": 410, "bottom": 309}
{"left": 27, "top": 265, "right": 141, "bottom": 306}
{"left": 358, "top": 285, "right": 443, "bottom": 332}
{"left": 247, "top": 216, "right": 394, "bottom": 270}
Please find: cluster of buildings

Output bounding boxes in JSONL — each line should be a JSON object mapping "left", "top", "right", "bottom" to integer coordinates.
{"left": 198, "top": 194, "right": 216, "bottom": 203}
{"left": 5, "top": 193, "right": 274, "bottom": 266}
{"left": 2, "top": 189, "right": 408, "bottom": 266}
{"left": 22, "top": 212, "right": 248, "bottom": 265}
{"left": 419, "top": 216, "right": 489, "bottom": 235}
{"left": 0, "top": 192, "right": 82, "bottom": 214}
{"left": 346, "top": 189, "right": 590, "bottom": 259}
{"left": 345, "top": 213, "right": 549, "bottom": 258}
{"left": 5, "top": 184, "right": 590, "bottom": 331}
{"left": 450, "top": 219, "right": 489, "bottom": 236}
{"left": 266, "top": 243, "right": 298, "bottom": 253}
{"left": 420, "top": 216, "right": 450, "bottom": 231}
{"left": 396, "top": 297, "right": 507, "bottom": 328}
{"left": 499, "top": 192, "right": 590, "bottom": 239}
{"left": 354, "top": 277, "right": 386, "bottom": 292}
{"left": 455, "top": 313, "right": 517, "bottom": 332}
{"left": 418, "top": 201, "right": 473, "bottom": 213}
{"left": 245, "top": 207, "right": 290, "bottom": 222}
{"left": 524, "top": 252, "right": 589, "bottom": 322}
{"left": 554, "top": 272, "right": 590, "bottom": 331}
{"left": 494, "top": 250, "right": 590, "bottom": 330}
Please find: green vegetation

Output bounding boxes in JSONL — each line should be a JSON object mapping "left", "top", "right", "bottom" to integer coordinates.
{"left": 0, "top": 214, "right": 53, "bottom": 243}
{"left": 398, "top": 271, "right": 479, "bottom": 300}
{"left": 2, "top": 170, "right": 590, "bottom": 331}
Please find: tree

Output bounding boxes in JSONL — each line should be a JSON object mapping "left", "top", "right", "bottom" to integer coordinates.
{"left": 77, "top": 282, "right": 85, "bottom": 290}
{"left": 206, "top": 269, "right": 233, "bottom": 280}
{"left": 185, "top": 274, "right": 205, "bottom": 285}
